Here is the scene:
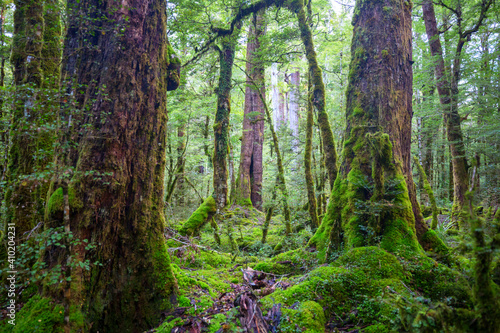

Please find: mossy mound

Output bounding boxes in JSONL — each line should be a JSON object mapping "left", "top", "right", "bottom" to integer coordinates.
{"left": 334, "top": 246, "right": 406, "bottom": 280}
{"left": 253, "top": 248, "right": 318, "bottom": 276}
{"left": 259, "top": 246, "right": 474, "bottom": 331}
{"left": 2, "top": 295, "right": 65, "bottom": 333}
{"left": 280, "top": 301, "right": 326, "bottom": 333}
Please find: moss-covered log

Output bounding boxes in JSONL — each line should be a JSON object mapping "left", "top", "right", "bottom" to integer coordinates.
{"left": 414, "top": 156, "right": 438, "bottom": 229}
{"left": 37, "top": 0, "right": 180, "bottom": 331}
{"left": 179, "top": 196, "right": 217, "bottom": 237}
{"left": 308, "top": 0, "right": 446, "bottom": 260}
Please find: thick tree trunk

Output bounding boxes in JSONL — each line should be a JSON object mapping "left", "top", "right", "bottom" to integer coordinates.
{"left": 213, "top": 30, "right": 239, "bottom": 211}
{"left": 309, "top": 0, "right": 445, "bottom": 259}
{"left": 5, "top": 0, "right": 44, "bottom": 241}
{"left": 43, "top": 0, "right": 180, "bottom": 331}
{"left": 237, "top": 11, "right": 265, "bottom": 210}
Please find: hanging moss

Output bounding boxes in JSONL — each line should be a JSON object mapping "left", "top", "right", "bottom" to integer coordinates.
{"left": 179, "top": 196, "right": 217, "bottom": 237}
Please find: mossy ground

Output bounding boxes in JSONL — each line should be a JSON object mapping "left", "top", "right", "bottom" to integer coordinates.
{"left": 152, "top": 203, "right": 496, "bottom": 333}
{"left": 8, "top": 205, "right": 497, "bottom": 332}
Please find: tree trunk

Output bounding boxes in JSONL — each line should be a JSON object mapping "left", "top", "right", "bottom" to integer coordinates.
{"left": 305, "top": 73, "right": 319, "bottom": 227}
{"left": 5, "top": 0, "right": 44, "bottom": 242}
{"left": 213, "top": 30, "right": 240, "bottom": 211}
{"left": 237, "top": 10, "right": 265, "bottom": 210}
{"left": 43, "top": 0, "right": 180, "bottom": 331}
{"left": 288, "top": 70, "right": 300, "bottom": 151}
{"left": 309, "top": 0, "right": 444, "bottom": 259}
{"left": 271, "top": 63, "right": 281, "bottom": 129}
{"left": 294, "top": 3, "right": 338, "bottom": 191}
{"left": 422, "top": 0, "right": 492, "bottom": 219}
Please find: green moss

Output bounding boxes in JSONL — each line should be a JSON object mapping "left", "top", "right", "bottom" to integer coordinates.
{"left": 254, "top": 248, "right": 317, "bottom": 276}
{"left": 179, "top": 196, "right": 216, "bottom": 236}
{"left": 420, "top": 229, "right": 449, "bottom": 257}
{"left": 11, "top": 295, "right": 64, "bottom": 333}
{"left": 156, "top": 317, "right": 184, "bottom": 333}
{"left": 280, "top": 301, "right": 326, "bottom": 333}
{"left": 45, "top": 186, "right": 82, "bottom": 220}
{"left": 335, "top": 247, "right": 405, "bottom": 280}
{"left": 149, "top": 225, "right": 177, "bottom": 313}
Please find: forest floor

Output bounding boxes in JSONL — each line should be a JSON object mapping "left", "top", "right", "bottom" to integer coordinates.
{"left": 152, "top": 205, "right": 497, "bottom": 333}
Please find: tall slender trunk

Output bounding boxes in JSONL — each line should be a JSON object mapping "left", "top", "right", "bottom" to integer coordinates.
{"left": 422, "top": 0, "right": 493, "bottom": 219}
{"left": 237, "top": 10, "right": 265, "bottom": 210}
{"left": 213, "top": 29, "right": 240, "bottom": 211}
{"left": 295, "top": 3, "right": 338, "bottom": 190}
{"left": 288, "top": 70, "right": 300, "bottom": 151}
{"left": 305, "top": 72, "right": 318, "bottom": 227}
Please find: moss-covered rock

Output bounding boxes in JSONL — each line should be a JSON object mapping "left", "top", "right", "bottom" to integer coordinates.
{"left": 280, "top": 301, "right": 326, "bottom": 333}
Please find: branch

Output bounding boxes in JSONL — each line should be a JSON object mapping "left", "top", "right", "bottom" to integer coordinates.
{"left": 183, "top": 0, "right": 288, "bottom": 68}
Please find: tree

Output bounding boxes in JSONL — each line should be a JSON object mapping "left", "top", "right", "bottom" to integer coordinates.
{"left": 5, "top": 0, "right": 45, "bottom": 242}
{"left": 236, "top": 10, "right": 266, "bottom": 210}
{"left": 41, "top": 0, "right": 181, "bottom": 331}
{"left": 422, "top": 0, "right": 493, "bottom": 221}
{"left": 309, "top": 0, "right": 445, "bottom": 258}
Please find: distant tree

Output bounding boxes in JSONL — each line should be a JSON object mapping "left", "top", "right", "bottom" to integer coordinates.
{"left": 236, "top": 9, "right": 266, "bottom": 210}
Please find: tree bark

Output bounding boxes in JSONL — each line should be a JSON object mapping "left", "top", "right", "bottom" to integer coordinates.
{"left": 289, "top": 70, "right": 300, "bottom": 151}
{"left": 44, "top": 0, "right": 180, "bottom": 331}
{"left": 237, "top": 10, "right": 265, "bottom": 210}
{"left": 309, "top": 0, "right": 444, "bottom": 259}
{"left": 294, "top": 2, "right": 338, "bottom": 191}
{"left": 5, "top": 0, "right": 44, "bottom": 242}
{"left": 305, "top": 73, "right": 319, "bottom": 227}
{"left": 422, "top": 0, "right": 493, "bottom": 219}
{"left": 213, "top": 29, "right": 240, "bottom": 211}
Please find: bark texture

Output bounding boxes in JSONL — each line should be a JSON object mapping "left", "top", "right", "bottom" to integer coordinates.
{"left": 237, "top": 11, "right": 265, "bottom": 210}
{"left": 294, "top": 2, "right": 338, "bottom": 190}
{"left": 5, "top": 0, "right": 44, "bottom": 241}
{"left": 44, "top": 0, "right": 180, "bottom": 331}
{"left": 309, "top": 0, "right": 445, "bottom": 259}
{"left": 305, "top": 73, "right": 319, "bottom": 227}
{"left": 213, "top": 29, "right": 240, "bottom": 211}
{"left": 422, "top": 0, "right": 469, "bottom": 219}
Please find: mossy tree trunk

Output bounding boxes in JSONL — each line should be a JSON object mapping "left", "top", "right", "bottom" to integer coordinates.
{"left": 44, "top": 0, "right": 180, "bottom": 331}
{"left": 309, "top": 0, "right": 443, "bottom": 259}
{"left": 305, "top": 73, "right": 319, "bottom": 227}
{"left": 236, "top": 10, "right": 265, "bottom": 210}
{"left": 294, "top": 0, "right": 338, "bottom": 190}
{"left": 5, "top": 0, "right": 44, "bottom": 242}
{"left": 414, "top": 156, "right": 438, "bottom": 229}
{"left": 213, "top": 29, "right": 240, "bottom": 211}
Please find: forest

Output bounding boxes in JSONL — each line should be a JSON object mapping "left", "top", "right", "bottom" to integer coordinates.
{"left": 0, "top": 0, "right": 499, "bottom": 332}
